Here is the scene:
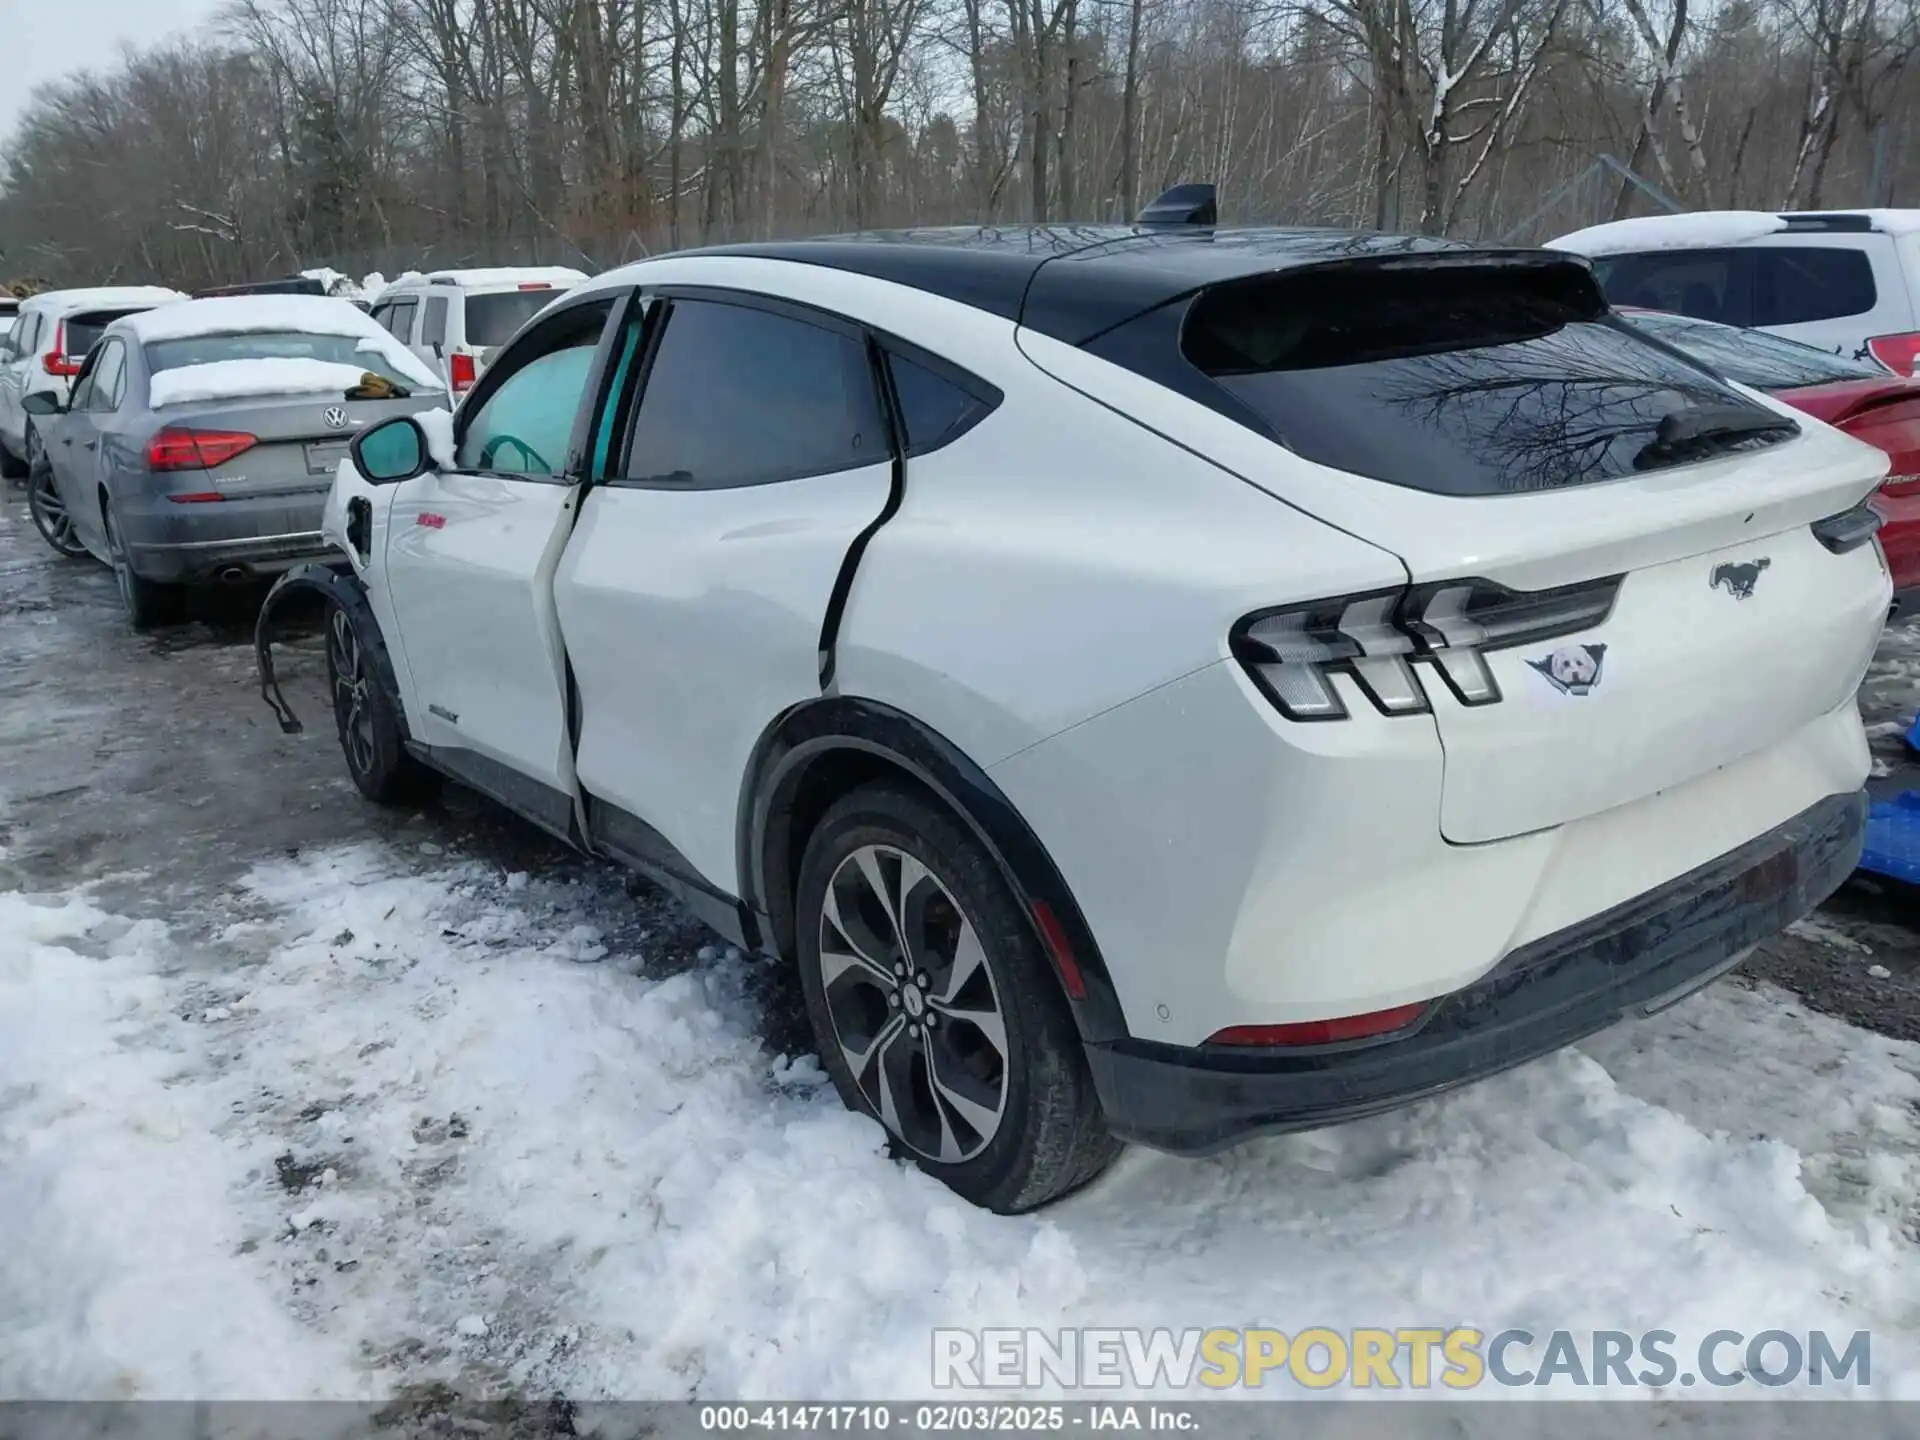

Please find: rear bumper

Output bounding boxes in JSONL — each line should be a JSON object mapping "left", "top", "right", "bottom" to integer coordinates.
{"left": 127, "top": 530, "right": 331, "bottom": 584}
{"left": 1085, "top": 788, "right": 1865, "bottom": 1156}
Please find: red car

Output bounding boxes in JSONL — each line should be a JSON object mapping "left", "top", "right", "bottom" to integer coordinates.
{"left": 1622, "top": 308, "right": 1920, "bottom": 601}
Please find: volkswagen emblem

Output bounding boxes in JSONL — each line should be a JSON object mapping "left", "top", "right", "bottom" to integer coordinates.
{"left": 322, "top": 406, "right": 350, "bottom": 430}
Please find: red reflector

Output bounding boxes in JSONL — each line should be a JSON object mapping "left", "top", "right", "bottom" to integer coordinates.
{"left": 1868, "top": 332, "right": 1920, "bottom": 377}
{"left": 146, "top": 426, "right": 257, "bottom": 472}
{"left": 1208, "top": 1002, "right": 1429, "bottom": 1048}
{"left": 517, "top": 282, "right": 553, "bottom": 291}
{"left": 1030, "top": 900, "right": 1087, "bottom": 1001}
{"left": 167, "top": 492, "right": 226, "bottom": 504}
{"left": 449, "top": 352, "right": 477, "bottom": 392}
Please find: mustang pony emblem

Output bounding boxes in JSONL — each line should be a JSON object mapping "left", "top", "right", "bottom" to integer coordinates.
{"left": 1526, "top": 643, "right": 1607, "bottom": 698}
{"left": 1710, "top": 558, "right": 1770, "bottom": 600}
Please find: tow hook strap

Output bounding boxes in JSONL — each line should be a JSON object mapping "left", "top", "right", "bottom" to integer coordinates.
{"left": 256, "top": 576, "right": 305, "bottom": 736}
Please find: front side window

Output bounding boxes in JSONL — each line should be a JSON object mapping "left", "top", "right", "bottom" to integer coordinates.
{"left": 454, "top": 301, "right": 611, "bottom": 476}
{"left": 623, "top": 298, "right": 884, "bottom": 488}
{"left": 1591, "top": 250, "right": 1748, "bottom": 326}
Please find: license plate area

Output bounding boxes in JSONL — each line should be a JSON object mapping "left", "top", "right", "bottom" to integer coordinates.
{"left": 305, "top": 441, "right": 351, "bottom": 475}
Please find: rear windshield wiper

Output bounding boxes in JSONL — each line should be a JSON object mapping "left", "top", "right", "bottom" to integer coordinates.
{"left": 1634, "top": 403, "right": 1799, "bottom": 470}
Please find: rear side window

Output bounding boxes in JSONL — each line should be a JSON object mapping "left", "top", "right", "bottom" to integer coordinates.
{"left": 87, "top": 341, "right": 127, "bottom": 410}
{"left": 887, "top": 351, "right": 997, "bottom": 455}
{"left": 622, "top": 298, "right": 884, "bottom": 488}
{"left": 465, "top": 290, "right": 559, "bottom": 347}
{"left": 1591, "top": 250, "right": 1748, "bottom": 325}
{"left": 421, "top": 296, "right": 449, "bottom": 348}
{"left": 1171, "top": 263, "right": 1785, "bottom": 496}
{"left": 1751, "top": 247, "right": 1877, "bottom": 325}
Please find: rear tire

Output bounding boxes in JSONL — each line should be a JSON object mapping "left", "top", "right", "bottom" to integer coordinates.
{"left": 795, "top": 782, "right": 1119, "bottom": 1212}
{"left": 27, "top": 459, "right": 87, "bottom": 558}
{"left": 324, "top": 597, "right": 439, "bottom": 806}
{"left": 103, "top": 500, "right": 183, "bottom": 631}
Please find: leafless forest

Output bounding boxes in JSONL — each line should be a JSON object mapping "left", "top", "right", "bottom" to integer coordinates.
{"left": 0, "top": 0, "right": 1916, "bottom": 288}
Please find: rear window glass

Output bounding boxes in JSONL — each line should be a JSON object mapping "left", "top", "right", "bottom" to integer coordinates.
{"left": 1752, "top": 247, "right": 1878, "bottom": 325}
{"left": 144, "top": 331, "right": 434, "bottom": 390}
{"left": 1175, "top": 265, "right": 1787, "bottom": 495}
{"left": 464, "top": 289, "right": 559, "bottom": 347}
{"left": 63, "top": 310, "right": 143, "bottom": 356}
{"left": 1624, "top": 310, "right": 1881, "bottom": 389}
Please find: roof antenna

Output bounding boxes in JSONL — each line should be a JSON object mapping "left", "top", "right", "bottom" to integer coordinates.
{"left": 1136, "top": 183, "right": 1217, "bottom": 229}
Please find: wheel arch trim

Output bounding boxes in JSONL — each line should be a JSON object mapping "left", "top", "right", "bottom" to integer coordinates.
{"left": 254, "top": 561, "right": 411, "bottom": 741}
{"left": 738, "top": 696, "right": 1130, "bottom": 1042}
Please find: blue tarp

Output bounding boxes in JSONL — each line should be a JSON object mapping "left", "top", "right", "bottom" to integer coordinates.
{"left": 1860, "top": 790, "right": 1920, "bottom": 885}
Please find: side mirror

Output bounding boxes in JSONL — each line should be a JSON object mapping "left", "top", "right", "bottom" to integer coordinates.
{"left": 351, "top": 415, "right": 429, "bottom": 484}
{"left": 21, "top": 391, "right": 64, "bottom": 416}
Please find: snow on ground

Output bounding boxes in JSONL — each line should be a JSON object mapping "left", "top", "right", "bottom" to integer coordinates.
{"left": 1546, "top": 211, "right": 1789, "bottom": 256}
{"left": 2, "top": 840, "right": 1918, "bottom": 1404}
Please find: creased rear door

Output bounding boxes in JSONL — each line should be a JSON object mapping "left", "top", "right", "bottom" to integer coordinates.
{"left": 557, "top": 292, "right": 896, "bottom": 895}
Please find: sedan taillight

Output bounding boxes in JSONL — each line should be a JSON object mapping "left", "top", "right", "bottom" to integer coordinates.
{"left": 1232, "top": 576, "right": 1621, "bottom": 721}
{"left": 147, "top": 426, "right": 257, "bottom": 471}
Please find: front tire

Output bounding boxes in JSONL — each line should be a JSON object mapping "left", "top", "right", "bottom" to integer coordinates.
{"left": 103, "top": 500, "right": 183, "bottom": 631}
{"left": 796, "top": 783, "right": 1119, "bottom": 1212}
{"left": 324, "top": 598, "right": 438, "bottom": 806}
{"left": 27, "top": 459, "right": 87, "bottom": 558}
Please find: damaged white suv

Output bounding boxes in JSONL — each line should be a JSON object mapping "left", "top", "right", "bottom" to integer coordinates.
{"left": 258, "top": 196, "right": 1890, "bottom": 1211}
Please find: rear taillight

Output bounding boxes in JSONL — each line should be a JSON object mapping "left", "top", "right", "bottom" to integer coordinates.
{"left": 1208, "top": 1002, "right": 1429, "bottom": 1048}
{"left": 449, "top": 352, "right": 477, "bottom": 392}
{"left": 1868, "top": 332, "right": 1920, "bottom": 377}
{"left": 1232, "top": 576, "right": 1620, "bottom": 721}
{"left": 146, "top": 426, "right": 257, "bottom": 472}
{"left": 42, "top": 321, "right": 81, "bottom": 376}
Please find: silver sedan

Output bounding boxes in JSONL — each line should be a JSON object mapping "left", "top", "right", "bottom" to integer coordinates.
{"left": 24, "top": 296, "right": 449, "bottom": 630}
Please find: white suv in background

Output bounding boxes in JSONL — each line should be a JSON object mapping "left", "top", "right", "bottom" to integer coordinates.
{"left": 369, "top": 267, "right": 588, "bottom": 398}
{"left": 0, "top": 286, "right": 185, "bottom": 477}
{"left": 1549, "top": 210, "right": 1920, "bottom": 375}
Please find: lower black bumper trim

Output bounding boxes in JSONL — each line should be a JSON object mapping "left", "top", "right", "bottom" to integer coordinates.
{"left": 1086, "top": 789, "right": 1866, "bottom": 1156}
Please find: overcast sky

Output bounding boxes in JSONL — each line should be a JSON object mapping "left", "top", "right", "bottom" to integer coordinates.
{"left": 0, "top": 0, "right": 220, "bottom": 141}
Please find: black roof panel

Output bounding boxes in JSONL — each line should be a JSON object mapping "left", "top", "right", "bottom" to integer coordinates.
{"left": 697, "top": 225, "right": 1471, "bottom": 342}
